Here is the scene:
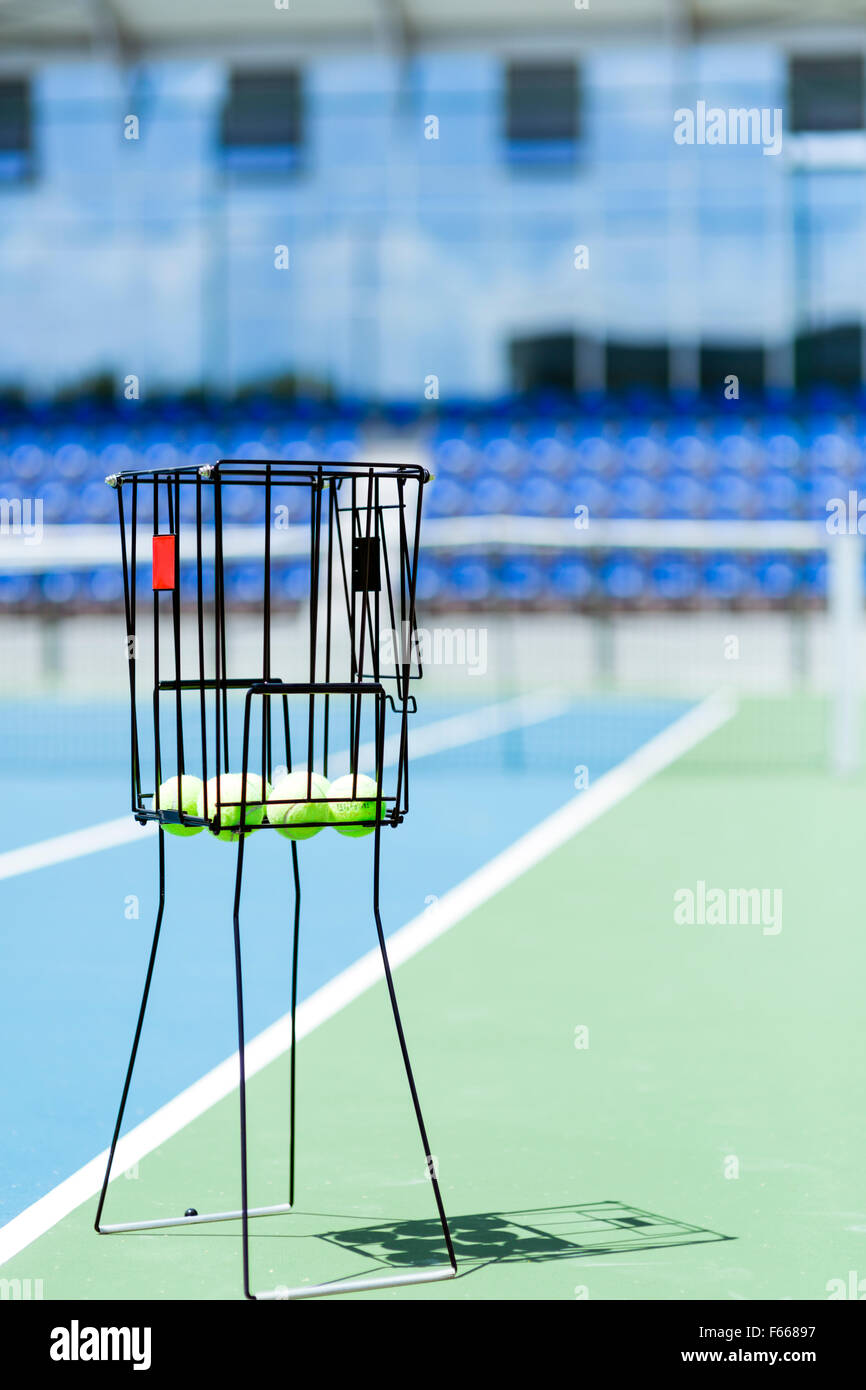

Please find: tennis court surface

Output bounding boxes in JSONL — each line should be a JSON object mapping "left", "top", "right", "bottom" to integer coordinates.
{"left": 1, "top": 691, "right": 863, "bottom": 1300}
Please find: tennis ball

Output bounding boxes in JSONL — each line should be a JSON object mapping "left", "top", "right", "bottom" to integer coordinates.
{"left": 268, "top": 770, "right": 331, "bottom": 841}
{"left": 328, "top": 773, "right": 381, "bottom": 838}
{"left": 157, "top": 774, "right": 204, "bottom": 836}
{"left": 205, "top": 773, "right": 270, "bottom": 841}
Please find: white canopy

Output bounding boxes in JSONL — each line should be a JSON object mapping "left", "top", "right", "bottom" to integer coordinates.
{"left": 0, "top": 0, "right": 859, "bottom": 56}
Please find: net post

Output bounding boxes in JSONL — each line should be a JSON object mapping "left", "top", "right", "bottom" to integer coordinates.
{"left": 827, "top": 530, "right": 862, "bottom": 776}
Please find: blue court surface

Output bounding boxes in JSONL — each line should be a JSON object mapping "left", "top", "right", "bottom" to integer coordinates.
{"left": 0, "top": 694, "right": 690, "bottom": 1225}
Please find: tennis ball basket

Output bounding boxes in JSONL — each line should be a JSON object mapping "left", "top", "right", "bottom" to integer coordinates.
{"left": 94, "top": 457, "right": 457, "bottom": 1299}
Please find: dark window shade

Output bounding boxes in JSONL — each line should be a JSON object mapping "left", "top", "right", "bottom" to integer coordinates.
{"left": 0, "top": 78, "right": 31, "bottom": 154}
{"left": 510, "top": 334, "right": 576, "bottom": 393}
{"left": 606, "top": 342, "right": 670, "bottom": 394}
{"left": 506, "top": 62, "right": 579, "bottom": 144}
{"left": 789, "top": 57, "right": 864, "bottom": 133}
{"left": 221, "top": 70, "right": 303, "bottom": 149}
{"left": 795, "top": 323, "right": 862, "bottom": 389}
{"left": 700, "top": 345, "right": 766, "bottom": 394}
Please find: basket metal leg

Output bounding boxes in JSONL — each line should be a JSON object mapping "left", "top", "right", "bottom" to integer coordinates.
{"left": 246, "top": 821, "right": 457, "bottom": 1300}
{"left": 289, "top": 841, "right": 301, "bottom": 1207}
{"left": 231, "top": 831, "right": 256, "bottom": 1299}
{"left": 95, "top": 831, "right": 296, "bottom": 1237}
{"left": 99, "top": 823, "right": 456, "bottom": 1299}
{"left": 95, "top": 829, "right": 167, "bottom": 1235}
{"left": 369, "top": 819, "right": 457, "bottom": 1280}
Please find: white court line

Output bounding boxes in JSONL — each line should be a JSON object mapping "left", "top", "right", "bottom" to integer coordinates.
{"left": 0, "top": 816, "right": 153, "bottom": 882}
{"left": 0, "top": 689, "right": 735, "bottom": 1266}
{"left": 0, "top": 690, "right": 568, "bottom": 884}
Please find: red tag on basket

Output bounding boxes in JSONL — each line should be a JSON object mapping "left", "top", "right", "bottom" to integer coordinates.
{"left": 152, "top": 534, "right": 176, "bottom": 590}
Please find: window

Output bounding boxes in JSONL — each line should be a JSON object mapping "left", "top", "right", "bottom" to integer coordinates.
{"left": 789, "top": 57, "right": 864, "bottom": 133}
{"left": 606, "top": 342, "right": 670, "bottom": 395}
{"left": 220, "top": 69, "right": 304, "bottom": 171}
{"left": 795, "top": 323, "right": 862, "bottom": 389}
{"left": 700, "top": 344, "right": 765, "bottom": 395}
{"left": 510, "top": 334, "right": 577, "bottom": 394}
{"left": 505, "top": 62, "right": 579, "bottom": 164}
{"left": 0, "top": 78, "right": 33, "bottom": 182}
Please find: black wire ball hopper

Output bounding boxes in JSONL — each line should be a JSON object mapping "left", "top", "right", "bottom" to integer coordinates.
{"left": 93, "top": 457, "right": 457, "bottom": 1299}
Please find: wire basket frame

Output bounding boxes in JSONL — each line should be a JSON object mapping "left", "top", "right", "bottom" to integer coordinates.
{"left": 111, "top": 458, "right": 427, "bottom": 835}
{"left": 94, "top": 457, "right": 458, "bottom": 1300}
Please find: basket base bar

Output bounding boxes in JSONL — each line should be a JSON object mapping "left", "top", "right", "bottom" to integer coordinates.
{"left": 256, "top": 1265, "right": 457, "bottom": 1300}
{"left": 98, "top": 1202, "right": 293, "bottom": 1234}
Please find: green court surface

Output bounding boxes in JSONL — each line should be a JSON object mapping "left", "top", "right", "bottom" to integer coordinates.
{"left": 5, "top": 698, "right": 864, "bottom": 1300}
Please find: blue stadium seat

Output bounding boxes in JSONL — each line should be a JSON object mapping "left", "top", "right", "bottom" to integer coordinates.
{"left": 144, "top": 442, "right": 183, "bottom": 472}
{"left": 87, "top": 568, "right": 125, "bottom": 604}
{"left": 575, "top": 435, "right": 614, "bottom": 474}
{"left": 80, "top": 480, "right": 117, "bottom": 523}
{"left": 702, "top": 554, "right": 750, "bottom": 601}
{"left": 324, "top": 436, "right": 360, "bottom": 463}
{"left": 273, "top": 563, "right": 312, "bottom": 603}
{"left": 448, "top": 558, "right": 493, "bottom": 603}
{"left": 513, "top": 475, "right": 565, "bottom": 516}
{"left": 600, "top": 555, "right": 646, "bottom": 601}
{"left": 800, "top": 554, "right": 827, "bottom": 598}
{"left": 424, "top": 477, "right": 468, "bottom": 518}
{"left": 715, "top": 433, "right": 757, "bottom": 473}
{"left": 225, "top": 564, "right": 263, "bottom": 604}
{"left": 549, "top": 556, "right": 594, "bottom": 601}
{"left": 468, "top": 476, "right": 515, "bottom": 514}
{"left": 10, "top": 444, "right": 46, "bottom": 484}
{"left": 40, "top": 571, "right": 85, "bottom": 605}
{"left": 755, "top": 556, "right": 798, "bottom": 600}
{"left": 622, "top": 434, "right": 663, "bottom": 474}
{"left": 179, "top": 564, "right": 215, "bottom": 600}
{"left": 810, "top": 431, "right": 855, "bottom": 477}
{"left": 0, "top": 574, "right": 37, "bottom": 606}
{"left": 221, "top": 484, "right": 259, "bottom": 522}
{"left": 762, "top": 431, "right": 802, "bottom": 471}
{"left": 609, "top": 473, "right": 658, "bottom": 518}
{"left": 278, "top": 437, "right": 317, "bottom": 462}
{"left": 54, "top": 442, "right": 92, "bottom": 482}
{"left": 708, "top": 472, "right": 756, "bottom": 519}
{"left": 498, "top": 555, "right": 546, "bottom": 602}
{"left": 571, "top": 474, "right": 611, "bottom": 519}
{"left": 481, "top": 436, "right": 523, "bottom": 476}
{"left": 528, "top": 435, "right": 575, "bottom": 478}
{"left": 38, "top": 481, "right": 72, "bottom": 523}
{"left": 805, "top": 473, "right": 847, "bottom": 523}
{"left": 414, "top": 557, "right": 445, "bottom": 603}
{"left": 670, "top": 433, "right": 710, "bottom": 473}
{"left": 432, "top": 438, "right": 477, "bottom": 476}
{"left": 99, "top": 443, "right": 138, "bottom": 478}
{"left": 658, "top": 472, "right": 707, "bottom": 520}
{"left": 650, "top": 554, "right": 699, "bottom": 602}
{"left": 757, "top": 470, "right": 801, "bottom": 520}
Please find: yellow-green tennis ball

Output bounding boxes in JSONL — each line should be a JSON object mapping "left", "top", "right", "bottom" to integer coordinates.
{"left": 328, "top": 773, "right": 380, "bottom": 838}
{"left": 268, "top": 770, "right": 331, "bottom": 840}
{"left": 157, "top": 774, "right": 204, "bottom": 836}
{"left": 205, "top": 773, "right": 270, "bottom": 842}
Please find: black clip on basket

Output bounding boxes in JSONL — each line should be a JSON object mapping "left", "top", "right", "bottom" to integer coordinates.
{"left": 93, "top": 458, "right": 457, "bottom": 1299}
